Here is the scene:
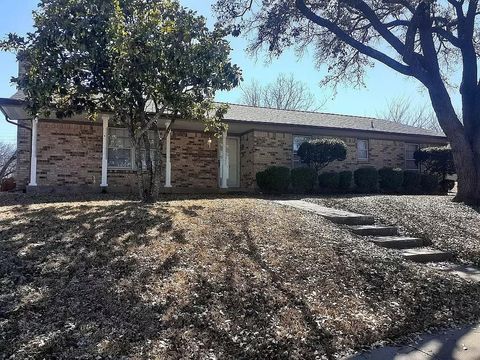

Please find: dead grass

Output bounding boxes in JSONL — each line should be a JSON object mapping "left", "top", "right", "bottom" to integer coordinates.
{"left": 306, "top": 195, "right": 480, "bottom": 266}
{"left": 1, "top": 193, "right": 480, "bottom": 359}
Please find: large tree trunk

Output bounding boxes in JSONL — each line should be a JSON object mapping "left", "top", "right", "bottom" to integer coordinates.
{"left": 427, "top": 83, "right": 480, "bottom": 204}
{"left": 449, "top": 134, "right": 480, "bottom": 204}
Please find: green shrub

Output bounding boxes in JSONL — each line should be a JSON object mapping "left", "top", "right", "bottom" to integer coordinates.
{"left": 291, "top": 167, "right": 317, "bottom": 194}
{"left": 354, "top": 167, "right": 378, "bottom": 192}
{"left": 338, "top": 171, "right": 353, "bottom": 191}
{"left": 421, "top": 174, "right": 439, "bottom": 193}
{"left": 256, "top": 166, "right": 291, "bottom": 194}
{"left": 318, "top": 171, "right": 340, "bottom": 189}
{"left": 414, "top": 146, "right": 455, "bottom": 180}
{"left": 297, "top": 138, "right": 347, "bottom": 171}
{"left": 403, "top": 171, "right": 422, "bottom": 193}
{"left": 378, "top": 167, "right": 404, "bottom": 192}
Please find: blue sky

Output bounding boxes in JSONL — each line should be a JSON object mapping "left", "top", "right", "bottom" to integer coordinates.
{"left": 0, "top": 0, "right": 458, "bottom": 145}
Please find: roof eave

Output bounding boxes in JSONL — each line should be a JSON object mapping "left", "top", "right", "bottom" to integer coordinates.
{"left": 223, "top": 118, "right": 447, "bottom": 142}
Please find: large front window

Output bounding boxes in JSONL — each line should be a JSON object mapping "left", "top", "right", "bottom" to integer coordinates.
{"left": 108, "top": 128, "right": 133, "bottom": 169}
{"left": 405, "top": 143, "right": 419, "bottom": 170}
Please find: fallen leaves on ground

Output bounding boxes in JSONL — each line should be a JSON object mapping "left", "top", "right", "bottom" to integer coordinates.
{"left": 306, "top": 195, "right": 480, "bottom": 266}
{"left": 1, "top": 193, "right": 480, "bottom": 359}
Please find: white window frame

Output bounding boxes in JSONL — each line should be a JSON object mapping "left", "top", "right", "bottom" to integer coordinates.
{"left": 357, "top": 139, "right": 369, "bottom": 161}
{"left": 405, "top": 143, "right": 420, "bottom": 170}
{"left": 108, "top": 128, "right": 158, "bottom": 171}
{"left": 108, "top": 128, "right": 135, "bottom": 170}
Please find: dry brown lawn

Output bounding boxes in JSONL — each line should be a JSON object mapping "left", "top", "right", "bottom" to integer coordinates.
{"left": 306, "top": 195, "right": 480, "bottom": 266}
{"left": 1, "top": 193, "right": 480, "bottom": 359}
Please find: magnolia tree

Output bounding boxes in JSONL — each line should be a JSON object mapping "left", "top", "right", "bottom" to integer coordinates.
{"left": 216, "top": 0, "right": 480, "bottom": 204}
{"left": 1, "top": 0, "right": 241, "bottom": 201}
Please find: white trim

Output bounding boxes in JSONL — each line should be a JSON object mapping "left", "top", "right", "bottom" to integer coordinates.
{"left": 29, "top": 117, "right": 38, "bottom": 186}
{"left": 165, "top": 120, "right": 172, "bottom": 188}
{"left": 101, "top": 115, "right": 109, "bottom": 187}
{"left": 405, "top": 143, "right": 420, "bottom": 170}
{"left": 356, "top": 139, "right": 369, "bottom": 161}
{"left": 220, "top": 130, "right": 228, "bottom": 189}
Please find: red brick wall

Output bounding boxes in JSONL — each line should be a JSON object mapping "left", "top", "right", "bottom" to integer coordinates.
{"left": 171, "top": 130, "right": 219, "bottom": 188}
{"left": 36, "top": 121, "right": 103, "bottom": 187}
{"left": 17, "top": 120, "right": 220, "bottom": 192}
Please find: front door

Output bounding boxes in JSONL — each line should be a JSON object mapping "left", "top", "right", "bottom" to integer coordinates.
{"left": 219, "top": 137, "right": 240, "bottom": 188}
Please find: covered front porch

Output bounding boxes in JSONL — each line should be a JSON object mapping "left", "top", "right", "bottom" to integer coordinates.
{"left": 0, "top": 96, "right": 255, "bottom": 194}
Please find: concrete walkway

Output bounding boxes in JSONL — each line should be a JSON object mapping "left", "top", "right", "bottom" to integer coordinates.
{"left": 344, "top": 323, "right": 480, "bottom": 360}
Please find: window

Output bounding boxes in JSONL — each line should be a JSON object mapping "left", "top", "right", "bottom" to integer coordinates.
{"left": 293, "top": 135, "right": 312, "bottom": 153}
{"left": 108, "top": 128, "right": 133, "bottom": 169}
{"left": 405, "top": 143, "right": 419, "bottom": 170}
{"left": 357, "top": 139, "right": 369, "bottom": 161}
{"left": 293, "top": 135, "right": 312, "bottom": 168}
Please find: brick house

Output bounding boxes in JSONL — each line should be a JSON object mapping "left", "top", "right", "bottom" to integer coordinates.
{"left": 0, "top": 90, "right": 447, "bottom": 193}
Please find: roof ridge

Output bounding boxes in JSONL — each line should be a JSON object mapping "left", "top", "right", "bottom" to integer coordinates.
{"left": 216, "top": 101, "right": 386, "bottom": 122}
{"left": 216, "top": 101, "right": 441, "bottom": 134}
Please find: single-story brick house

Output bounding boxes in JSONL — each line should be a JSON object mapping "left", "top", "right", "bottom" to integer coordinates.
{"left": 0, "top": 90, "right": 447, "bottom": 194}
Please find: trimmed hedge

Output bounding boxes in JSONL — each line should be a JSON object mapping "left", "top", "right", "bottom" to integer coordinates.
{"left": 318, "top": 171, "right": 340, "bottom": 189}
{"left": 297, "top": 138, "right": 348, "bottom": 171}
{"left": 338, "top": 171, "right": 353, "bottom": 191}
{"left": 291, "top": 167, "right": 317, "bottom": 194}
{"left": 421, "top": 174, "right": 439, "bottom": 193}
{"left": 379, "top": 167, "right": 404, "bottom": 193}
{"left": 403, "top": 171, "right": 422, "bottom": 193}
{"left": 256, "top": 166, "right": 291, "bottom": 194}
{"left": 354, "top": 167, "right": 378, "bottom": 192}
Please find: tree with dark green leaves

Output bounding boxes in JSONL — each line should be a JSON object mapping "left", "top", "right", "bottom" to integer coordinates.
{"left": 215, "top": 0, "right": 480, "bottom": 204}
{"left": 415, "top": 146, "right": 456, "bottom": 190}
{"left": 1, "top": 0, "right": 241, "bottom": 201}
{"left": 297, "top": 138, "right": 347, "bottom": 172}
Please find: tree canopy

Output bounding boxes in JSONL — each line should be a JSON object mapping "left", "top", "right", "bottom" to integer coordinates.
{"left": 297, "top": 138, "right": 347, "bottom": 171}
{"left": 2, "top": 0, "right": 241, "bottom": 201}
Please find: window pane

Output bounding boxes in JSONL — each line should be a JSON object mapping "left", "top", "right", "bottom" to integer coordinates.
{"left": 293, "top": 136, "right": 311, "bottom": 152}
{"left": 108, "top": 148, "right": 132, "bottom": 168}
{"left": 405, "top": 144, "right": 419, "bottom": 170}
{"left": 357, "top": 140, "right": 368, "bottom": 160}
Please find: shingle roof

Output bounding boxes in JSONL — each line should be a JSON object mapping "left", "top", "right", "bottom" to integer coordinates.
{"left": 4, "top": 90, "right": 445, "bottom": 139}
{"left": 222, "top": 103, "right": 445, "bottom": 139}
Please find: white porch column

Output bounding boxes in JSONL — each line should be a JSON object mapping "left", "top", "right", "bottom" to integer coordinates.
{"left": 100, "top": 115, "right": 109, "bottom": 187}
{"left": 29, "top": 117, "right": 38, "bottom": 187}
{"left": 165, "top": 120, "right": 172, "bottom": 188}
{"left": 220, "top": 130, "right": 228, "bottom": 189}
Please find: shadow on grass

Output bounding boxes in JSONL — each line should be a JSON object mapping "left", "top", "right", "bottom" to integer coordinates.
{"left": 0, "top": 200, "right": 176, "bottom": 358}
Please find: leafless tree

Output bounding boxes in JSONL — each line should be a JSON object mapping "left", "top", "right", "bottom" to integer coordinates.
{"left": 0, "top": 142, "right": 16, "bottom": 181}
{"left": 240, "top": 73, "right": 325, "bottom": 111}
{"left": 377, "top": 97, "right": 441, "bottom": 133}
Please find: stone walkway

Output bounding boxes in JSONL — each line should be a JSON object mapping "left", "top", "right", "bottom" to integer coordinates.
{"left": 344, "top": 323, "right": 480, "bottom": 360}
{"left": 274, "top": 200, "right": 480, "bottom": 276}
{"left": 274, "top": 200, "right": 480, "bottom": 359}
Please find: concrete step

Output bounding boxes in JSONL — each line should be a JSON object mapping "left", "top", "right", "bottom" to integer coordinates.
{"left": 274, "top": 200, "right": 375, "bottom": 225}
{"left": 349, "top": 225, "right": 398, "bottom": 236}
{"left": 371, "top": 236, "right": 424, "bottom": 249}
{"left": 401, "top": 248, "right": 453, "bottom": 263}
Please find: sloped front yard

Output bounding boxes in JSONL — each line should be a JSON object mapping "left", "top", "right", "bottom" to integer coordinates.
{"left": 306, "top": 195, "right": 480, "bottom": 266}
{"left": 1, "top": 194, "right": 480, "bottom": 359}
